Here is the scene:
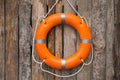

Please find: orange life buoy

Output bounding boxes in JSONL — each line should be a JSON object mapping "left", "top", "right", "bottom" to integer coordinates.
{"left": 35, "top": 13, "right": 92, "bottom": 70}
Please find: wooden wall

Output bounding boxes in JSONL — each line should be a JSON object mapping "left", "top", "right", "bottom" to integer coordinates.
{"left": 0, "top": 0, "right": 120, "bottom": 80}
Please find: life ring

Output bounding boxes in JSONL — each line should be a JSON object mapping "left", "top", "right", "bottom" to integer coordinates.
{"left": 35, "top": 13, "right": 92, "bottom": 70}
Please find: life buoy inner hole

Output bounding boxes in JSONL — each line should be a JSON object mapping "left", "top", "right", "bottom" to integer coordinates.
{"left": 46, "top": 24, "right": 81, "bottom": 59}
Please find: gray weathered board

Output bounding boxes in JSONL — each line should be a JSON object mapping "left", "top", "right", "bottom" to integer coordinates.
{"left": 0, "top": 0, "right": 120, "bottom": 80}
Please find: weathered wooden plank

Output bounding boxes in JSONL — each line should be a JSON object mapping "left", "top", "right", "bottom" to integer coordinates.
{"left": 38, "top": 1, "right": 48, "bottom": 80}
{"left": 62, "top": 0, "right": 77, "bottom": 80}
{"left": 0, "top": 0, "right": 5, "bottom": 80}
{"left": 106, "top": 0, "right": 115, "bottom": 80}
{"left": 18, "top": 0, "right": 32, "bottom": 80}
{"left": 92, "top": 0, "right": 107, "bottom": 80}
{"left": 114, "top": 0, "right": 120, "bottom": 79}
{"left": 5, "top": 0, "right": 19, "bottom": 80}
{"left": 77, "top": 0, "right": 92, "bottom": 80}
{"left": 63, "top": 0, "right": 76, "bottom": 60}
{"left": 55, "top": 1, "right": 62, "bottom": 80}
{"left": 32, "top": 0, "right": 47, "bottom": 80}
{"left": 45, "top": 0, "right": 56, "bottom": 79}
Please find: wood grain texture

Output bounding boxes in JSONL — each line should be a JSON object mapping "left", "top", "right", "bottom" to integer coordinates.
{"left": 18, "top": 0, "right": 32, "bottom": 80}
{"left": 106, "top": 0, "right": 115, "bottom": 80}
{"left": 39, "top": 0, "right": 48, "bottom": 80}
{"left": 0, "top": 0, "right": 5, "bottom": 80}
{"left": 46, "top": 0, "right": 56, "bottom": 79}
{"left": 92, "top": 0, "right": 107, "bottom": 80}
{"left": 114, "top": 0, "right": 120, "bottom": 79}
{"left": 63, "top": 0, "right": 76, "bottom": 57}
{"left": 1, "top": 0, "right": 119, "bottom": 80}
{"left": 62, "top": 0, "right": 77, "bottom": 80}
{"left": 77, "top": 0, "right": 92, "bottom": 80}
{"left": 5, "top": 0, "right": 19, "bottom": 80}
{"left": 32, "top": 0, "right": 47, "bottom": 80}
{"left": 55, "top": 1, "right": 62, "bottom": 80}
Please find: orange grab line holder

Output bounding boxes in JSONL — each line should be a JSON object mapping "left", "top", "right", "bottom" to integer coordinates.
{"left": 35, "top": 13, "right": 92, "bottom": 70}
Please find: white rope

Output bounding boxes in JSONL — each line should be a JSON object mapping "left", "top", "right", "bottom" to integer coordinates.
{"left": 32, "top": 16, "right": 42, "bottom": 65}
{"left": 40, "top": 59, "right": 85, "bottom": 78}
{"left": 32, "top": 0, "right": 94, "bottom": 78}
{"left": 66, "top": 0, "right": 82, "bottom": 18}
{"left": 32, "top": 0, "right": 59, "bottom": 65}
{"left": 40, "top": 48, "right": 94, "bottom": 78}
{"left": 43, "top": 0, "right": 59, "bottom": 19}
{"left": 83, "top": 45, "right": 94, "bottom": 66}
